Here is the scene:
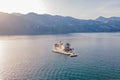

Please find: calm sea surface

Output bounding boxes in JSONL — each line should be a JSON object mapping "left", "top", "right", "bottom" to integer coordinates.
{"left": 0, "top": 33, "right": 120, "bottom": 80}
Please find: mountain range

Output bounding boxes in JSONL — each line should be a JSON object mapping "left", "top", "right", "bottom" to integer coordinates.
{"left": 0, "top": 12, "right": 120, "bottom": 35}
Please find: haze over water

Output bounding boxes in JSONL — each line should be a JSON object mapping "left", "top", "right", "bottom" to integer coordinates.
{"left": 0, "top": 33, "right": 120, "bottom": 80}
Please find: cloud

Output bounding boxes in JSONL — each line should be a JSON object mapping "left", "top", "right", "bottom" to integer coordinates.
{"left": 0, "top": 0, "right": 119, "bottom": 19}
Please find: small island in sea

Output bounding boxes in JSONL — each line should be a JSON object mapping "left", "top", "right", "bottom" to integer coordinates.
{"left": 0, "top": 0, "right": 120, "bottom": 80}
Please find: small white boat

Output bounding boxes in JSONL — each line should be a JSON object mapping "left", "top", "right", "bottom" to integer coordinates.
{"left": 52, "top": 47, "right": 77, "bottom": 57}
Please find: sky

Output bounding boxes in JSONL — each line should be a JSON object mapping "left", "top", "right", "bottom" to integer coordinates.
{"left": 0, "top": 0, "right": 120, "bottom": 19}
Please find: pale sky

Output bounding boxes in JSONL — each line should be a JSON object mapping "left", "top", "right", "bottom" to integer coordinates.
{"left": 0, "top": 0, "right": 120, "bottom": 19}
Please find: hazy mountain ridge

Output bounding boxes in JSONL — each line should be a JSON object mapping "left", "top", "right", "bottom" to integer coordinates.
{"left": 96, "top": 16, "right": 120, "bottom": 22}
{"left": 0, "top": 12, "right": 120, "bottom": 35}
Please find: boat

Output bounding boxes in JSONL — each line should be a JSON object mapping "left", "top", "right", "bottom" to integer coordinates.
{"left": 52, "top": 45, "right": 77, "bottom": 57}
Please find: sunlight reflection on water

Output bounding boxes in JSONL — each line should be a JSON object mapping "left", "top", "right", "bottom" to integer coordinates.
{"left": 0, "top": 33, "right": 120, "bottom": 80}
{"left": 0, "top": 41, "right": 4, "bottom": 79}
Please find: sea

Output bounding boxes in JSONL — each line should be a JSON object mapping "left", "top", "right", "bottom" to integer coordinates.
{"left": 0, "top": 33, "right": 120, "bottom": 80}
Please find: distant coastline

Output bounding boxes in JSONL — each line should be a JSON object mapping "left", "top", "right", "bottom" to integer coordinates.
{"left": 0, "top": 12, "right": 120, "bottom": 35}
